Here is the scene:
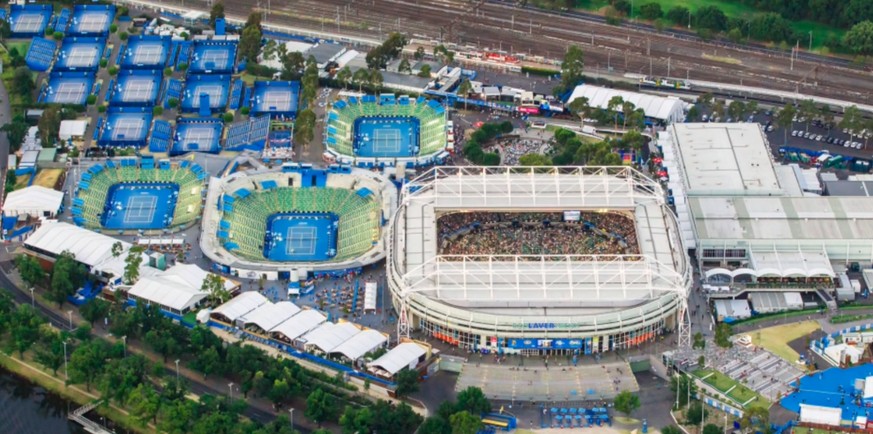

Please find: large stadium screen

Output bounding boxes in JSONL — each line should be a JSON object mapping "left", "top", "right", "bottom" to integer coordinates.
{"left": 563, "top": 211, "right": 581, "bottom": 222}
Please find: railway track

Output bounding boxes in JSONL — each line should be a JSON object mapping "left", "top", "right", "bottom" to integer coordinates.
{"left": 174, "top": 0, "right": 873, "bottom": 104}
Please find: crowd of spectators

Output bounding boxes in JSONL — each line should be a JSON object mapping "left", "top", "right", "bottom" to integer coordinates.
{"left": 488, "top": 138, "right": 551, "bottom": 165}
{"left": 437, "top": 212, "right": 639, "bottom": 257}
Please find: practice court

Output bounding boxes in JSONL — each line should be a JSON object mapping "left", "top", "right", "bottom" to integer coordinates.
{"left": 100, "top": 183, "right": 180, "bottom": 230}
{"left": 353, "top": 117, "right": 419, "bottom": 158}
{"left": 263, "top": 213, "right": 338, "bottom": 261}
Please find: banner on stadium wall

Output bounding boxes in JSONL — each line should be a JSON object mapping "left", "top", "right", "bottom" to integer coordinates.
{"left": 504, "top": 338, "right": 586, "bottom": 349}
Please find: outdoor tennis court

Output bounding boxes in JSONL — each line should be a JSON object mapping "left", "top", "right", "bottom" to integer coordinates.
{"left": 45, "top": 74, "right": 94, "bottom": 105}
{"left": 181, "top": 75, "right": 231, "bottom": 112}
{"left": 12, "top": 14, "right": 46, "bottom": 34}
{"left": 101, "top": 182, "right": 180, "bottom": 230}
{"left": 190, "top": 41, "right": 237, "bottom": 73}
{"left": 113, "top": 71, "right": 161, "bottom": 105}
{"left": 9, "top": 4, "right": 52, "bottom": 37}
{"left": 122, "top": 36, "right": 171, "bottom": 69}
{"left": 172, "top": 120, "right": 223, "bottom": 154}
{"left": 781, "top": 364, "right": 873, "bottom": 424}
{"left": 353, "top": 117, "right": 419, "bottom": 158}
{"left": 263, "top": 213, "right": 338, "bottom": 261}
{"left": 251, "top": 81, "right": 300, "bottom": 118}
{"left": 68, "top": 4, "right": 114, "bottom": 35}
{"left": 99, "top": 107, "right": 153, "bottom": 147}
{"left": 56, "top": 38, "right": 105, "bottom": 71}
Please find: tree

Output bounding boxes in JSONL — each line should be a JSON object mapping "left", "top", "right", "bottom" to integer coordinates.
{"left": 369, "top": 69, "right": 384, "bottom": 90}
{"left": 639, "top": 3, "right": 662, "bottom": 20}
{"left": 305, "top": 388, "right": 335, "bottom": 425}
{"left": 15, "top": 254, "right": 45, "bottom": 288}
{"left": 394, "top": 368, "right": 420, "bottom": 397}
{"left": 353, "top": 68, "right": 371, "bottom": 91}
{"left": 128, "top": 383, "right": 161, "bottom": 425}
{"left": 607, "top": 95, "right": 624, "bottom": 130}
{"left": 153, "top": 106, "right": 164, "bottom": 116}
{"left": 714, "top": 322, "right": 733, "bottom": 348}
{"left": 8, "top": 305, "right": 44, "bottom": 357}
{"left": 398, "top": 57, "right": 411, "bottom": 73}
{"left": 669, "top": 374, "right": 697, "bottom": 408}
{"left": 2, "top": 114, "right": 29, "bottom": 152}
{"left": 703, "top": 423, "right": 722, "bottom": 434}
{"left": 239, "top": 25, "right": 262, "bottom": 63}
{"left": 417, "top": 64, "right": 432, "bottom": 78}
{"left": 111, "top": 241, "right": 123, "bottom": 258}
{"left": 748, "top": 13, "right": 793, "bottom": 43}
{"left": 80, "top": 298, "right": 110, "bottom": 326}
{"left": 727, "top": 100, "right": 746, "bottom": 121}
{"left": 34, "top": 334, "right": 65, "bottom": 375}
{"left": 775, "top": 103, "right": 797, "bottom": 145}
{"left": 695, "top": 6, "right": 727, "bottom": 31}
{"left": 621, "top": 101, "right": 637, "bottom": 129}
{"left": 840, "top": 105, "right": 864, "bottom": 141}
{"left": 12, "top": 66, "right": 34, "bottom": 102}
{"left": 568, "top": 96, "right": 591, "bottom": 127}
{"left": 740, "top": 406, "right": 769, "bottom": 433}
{"left": 168, "top": 97, "right": 179, "bottom": 109}
{"left": 335, "top": 66, "right": 352, "bottom": 89}
{"left": 340, "top": 406, "right": 373, "bottom": 434}
{"left": 202, "top": 273, "right": 230, "bottom": 305}
{"left": 49, "top": 251, "right": 86, "bottom": 307}
{"left": 293, "top": 109, "right": 316, "bottom": 147}
{"left": 456, "top": 386, "right": 491, "bottom": 415}
{"left": 613, "top": 390, "right": 641, "bottom": 416}
{"left": 661, "top": 426, "right": 683, "bottom": 434}
{"left": 210, "top": 2, "right": 225, "bottom": 27}
{"left": 692, "top": 331, "right": 705, "bottom": 349}
{"left": 108, "top": 65, "right": 119, "bottom": 76}
{"left": 685, "top": 401, "right": 705, "bottom": 424}
{"left": 449, "top": 411, "right": 482, "bottom": 434}
{"left": 560, "top": 45, "right": 585, "bottom": 92}
{"left": 279, "top": 46, "right": 305, "bottom": 80}
{"left": 68, "top": 339, "right": 112, "bottom": 391}
{"left": 844, "top": 21, "right": 873, "bottom": 54}
{"left": 457, "top": 79, "right": 473, "bottom": 110}
{"left": 118, "top": 31, "right": 128, "bottom": 41}
{"left": 124, "top": 246, "right": 145, "bottom": 285}
{"left": 519, "top": 153, "right": 552, "bottom": 166}
{"left": 37, "top": 106, "right": 63, "bottom": 148}
{"left": 666, "top": 6, "right": 691, "bottom": 26}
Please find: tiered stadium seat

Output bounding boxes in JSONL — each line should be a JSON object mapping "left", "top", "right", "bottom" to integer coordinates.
{"left": 73, "top": 160, "right": 205, "bottom": 230}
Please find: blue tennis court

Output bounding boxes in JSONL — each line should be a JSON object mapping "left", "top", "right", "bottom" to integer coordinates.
{"left": 9, "top": 4, "right": 52, "bottom": 38}
{"left": 55, "top": 37, "right": 105, "bottom": 71}
{"left": 189, "top": 40, "right": 238, "bottom": 73}
{"left": 781, "top": 364, "right": 873, "bottom": 422}
{"left": 353, "top": 117, "right": 420, "bottom": 158}
{"left": 181, "top": 74, "right": 231, "bottom": 113}
{"left": 68, "top": 4, "right": 115, "bottom": 37}
{"left": 110, "top": 69, "right": 162, "bottom": 106}
{"left": 100, "top": 182, "right": 180, "bottom": 230}
{"left": 44, "top": 71, "right": 95, "bottom": 105}
{"left": 122, "top": 35, "right": 171, "bottom": 69}
{"left": 264, "top": 213, "right": 338, "bottom": 261}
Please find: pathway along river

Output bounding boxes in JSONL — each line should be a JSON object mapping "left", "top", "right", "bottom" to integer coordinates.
{"left": 0, "top": 366, "right": 87, "bottom": 434}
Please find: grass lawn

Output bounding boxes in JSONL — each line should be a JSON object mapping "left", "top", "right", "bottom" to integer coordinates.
{"left": 33, "top": 168, "right": 64, "bottom": 189}
{"left": 750, "top": 320, "right": 820, "bottom": 364}
{"left": 5, "top": 41, "right": 31, "bottom": 57}
{"left": 571, "top": 0, "right": 845, "bottom": 50}
{"left": 182, "top": 312, "right": 197, "bottom": 326}
{"left": 12, "top": 172, "right": 30, "bottom": 190}
{"left": 692, "top": 368, "right": 769, "bottom": 409}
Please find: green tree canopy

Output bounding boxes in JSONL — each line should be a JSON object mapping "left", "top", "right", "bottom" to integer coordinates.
{"left": 613, "top": 390, "right": 641, "bottom": 416}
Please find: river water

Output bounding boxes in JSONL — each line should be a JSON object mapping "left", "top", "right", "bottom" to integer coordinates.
{"left": 0, "top": 366, "right": 85, "bottom": 434}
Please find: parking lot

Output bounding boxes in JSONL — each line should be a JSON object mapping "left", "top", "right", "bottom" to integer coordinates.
{"left": 699, "top": 107, "right": 873, "bottom": 163}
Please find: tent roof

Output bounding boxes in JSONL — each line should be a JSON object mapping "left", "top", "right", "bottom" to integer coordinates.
{"left": 240, "top": 301, "right": 300, "bottom": 331}
{"left": 368, "top": 343, "right": 427, "bottom": 376}
{"left": 59, "top": 120, "right": 88, "bottom": 139}
{"left": 212, "top": 292, "right": 268, "bottom": 322}
{"left": 567, "top": 84, "right": 686, "bottom": 122}
{"left": 25, "top": 221, "right": 131, "bottom": 268}
{"left": 269, "top": 309, "right": 326, "bottom": 341}
{"left": 301, "top": 322, "right": 360, "bottom": 353}
{"left": 329, "top": 329, "right": 387, "bottom": 360}
{"left": 128, "top": 274, "right": 207, "bottom": 312}
{"left": 3, "top": 186, "right": 64, "bottom": 215}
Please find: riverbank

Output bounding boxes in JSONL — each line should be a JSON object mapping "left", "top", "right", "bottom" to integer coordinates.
{"left": 0, "top": 351, "right": 153, "bottom": 434}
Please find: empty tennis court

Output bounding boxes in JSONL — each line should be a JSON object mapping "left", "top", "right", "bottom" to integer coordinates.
{"left": 173, "top": 121, "right": 222, "bottom": 154}
{"left": 251, "top": 81, "right": 300, "bottom": 118}
{"left": 116, "top": 76, "right": 159, "bottom": 104}
{"left": 181, "top": 76, "right": 231, "bottom": 112}
{"left": 263, "top": 213, "right": 338, "bottom": 261}
{"left": 123, "top": 36, "right": 171, "bottom": 68}
{"left": 71, "top": 12, "right": 109, "bottom": 34}
{"left": 353, "top": 117, "right": 420, "bottom": 158}
{"left": 12, "top": 14, "right": 46, "bottom": 34}
{"left": 190, "top": 42, "right": 237, "bottom": 73}
{"left": 46, "top": 78, "right": 92, "bottom": 105}
{"left": 100, "top": 183, "right": 180, "bottom": 230}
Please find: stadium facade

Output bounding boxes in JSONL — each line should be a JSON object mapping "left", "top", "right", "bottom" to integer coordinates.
{"left": 388, "top": 167, "right": 691, "bottom": 355}
{"left": 199, "top": 164, "right": 397, "bottom": 278}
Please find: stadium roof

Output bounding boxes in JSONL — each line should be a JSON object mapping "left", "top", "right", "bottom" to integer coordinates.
{"left": 665, "top": 123, "right": 782, "bottom": 196}
{"left": 25, "top": 221, "right": 131, "bottom": 268}
{"left": 396, "top": 167, "right": 688, "bottom": 315}
{"left": 240, "top": 301, "right": 300, "bottom": 331}
{"left": 368, "top": 342, "right": 427, "bottom": 376}
{"left": 567, "top": 84, "right": 686, "bottom": 123}
{"left": 212, "top": 292, "right": 268, "bottom": 322}
{"left": 269, "top": 309, "right": 327, "bottom": 341}
{"left": 3, "top": 186, "right": 63, "bottom": 217}
{"left": 300, "top": 322, "right": 360, "bottom": 353}
{"left": 690, "top": 196, "right": 873, "bottom": 241}
{"left": 329, "top": 329, "right": 387, "bottom": 360}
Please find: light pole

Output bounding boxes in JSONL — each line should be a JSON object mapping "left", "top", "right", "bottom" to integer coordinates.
{"left": 289, "top": 408, "right": 294, "bottom": 428}
{"left": 29, "top": 287, "right": 34, "bottom": 307}
{"left": 688, "top": 10, "right": 692, "bottom": 29}
{"left": 121, "top": 335, "right": 127, "bottom": 357}
{"left": 175, "top": 359, "right": 180, "bottom": 382}
{"left": 808, "top": 31, "right": 813, "bottom": 51}
{"left": 228, "top": 382, "right": 234, "bottom": 401}
{"left": 67, "top": 310, "right": 73, "bottom": 329}
{"left": 63, "top": 340, "right": 69, "bottom": 382}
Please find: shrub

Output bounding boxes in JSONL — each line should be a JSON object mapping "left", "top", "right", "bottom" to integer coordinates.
{"left": 53, "top": 31, "right": 64, "bottom": 40}
{"left": 99, "top": 58, "right": 108, "bottom": 68}
{"left": 110, "top": 24, "right": 118, "bottom": 34}
{"left": 119, "top": 31, "right": 128, "bottom": 41}
{"left": 240, "top": 106, "right": 250, "bottom": 115}
{"left": 168, "top": 98, "right": 179, "bottom": 109}
{"left": 153, "top": 106, "right": 164, "bottom": 116}
{"left": 86, "top": 95, "right": 97, "bottom": 105}
{"left": 108, "top": 66, "right": 118, "bottom": 76}
{"left": 163, "top": 67, "right": 173, "bottom": 77}
{"left": 223, "top": 112, "right": 234, "bottom": 122}
{"left": 97, "top": 105, "right": 107, "bottom": 113}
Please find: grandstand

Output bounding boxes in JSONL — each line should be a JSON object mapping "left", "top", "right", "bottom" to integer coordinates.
{"left": 72, "top": 158, "right": 206, "bottom": 232}
{"left": 199, "top": 166, "right": 397, "bottom": 275}
{"left": 389, "top": 166, "right": 691, "bottom": 354}
{"left": 324, "top": 94, "right": 448, "bottom": 167}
